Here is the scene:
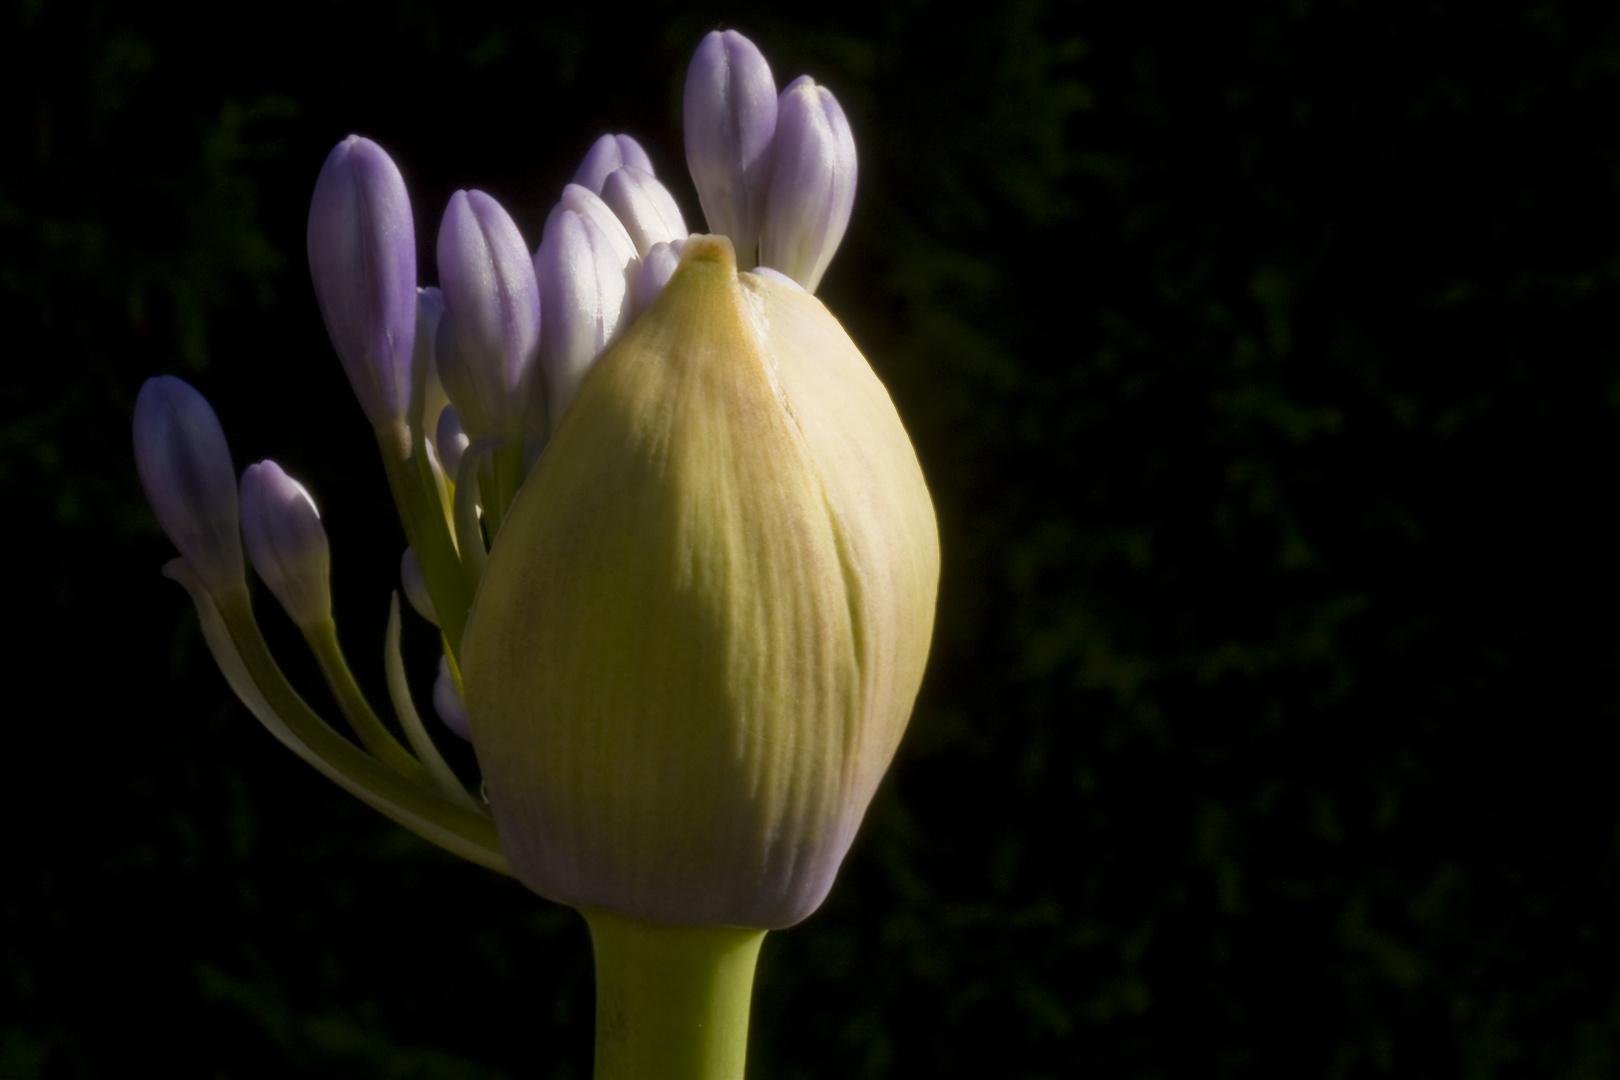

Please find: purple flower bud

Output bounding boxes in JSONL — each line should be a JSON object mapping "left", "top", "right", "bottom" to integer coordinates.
{"left": 240, "top": 461, "right": 332, "bottom": 629}
{"left": 747, "top": 265, "right": 805, "bottom": 292}
{"left": 572, "top": 134, "right": 654, "bottom": 195}
{"left": 535, "top": 209, "right": 632, "bottom": 428}
{"left": 434, "top": 656, "right": 472, "bottom": 741}
{"left": 133, "top": 376, "right": 244, "bottom": 598}
{"left": 601, "top": 165, "right": 688, "bottom": 258}
{"left": 684, "top": 30, "right": 778, "bottom": 265}
{"left": 544, "top": 184, "right": 639, "bottom": 272}
{"left": 632, "top": 238, "right": 685, "bottom": 317}
{"left": 414, "top": 285, "right": 450, "bottom": 424}
{"left": 759, "top": 76, "right": 858, "bottom": 293}
{"left": 307, "top": 136, "right": 418, "bottom": 429}
{"left": 434, "top": 403, "right": 469, "bottom": 477}
{"left": 401, "top": 547, "right": 438, "bottom": 626}
{"left": 434, "top": 190, "right": 541, "bottom": 441}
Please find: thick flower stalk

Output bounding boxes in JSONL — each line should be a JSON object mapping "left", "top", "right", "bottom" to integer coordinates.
{"left": 134, "top": 29, "right": 936, "bottom": 1080}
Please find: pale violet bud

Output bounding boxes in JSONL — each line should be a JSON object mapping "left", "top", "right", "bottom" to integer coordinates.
{"left": 433, "top": 657, "right": 472, "bottom": 741}
{"left": 133, "top": 376, "right": 245, "bottom": 599}
{"left": 414, "top": 286, "right": 450, "bottom": 432}
{"left": 632, "top": 238, "right": 686, "bottom": 317}
{"left": 601, "top": 165, "right": 687, "bottom": 258}
{"left": 435, "top": 403, "right": 469, "bottom": 477}
{"left": 307, "top": 136, "right": 417, "bottom": 429}
{"left": 401, "top": 547, "right": 438, "bottom": 626}
{"left": 240, "top": 461, "right": 332, "bottom": 629}
{"left": 573, "top": 134, "right": 654, "bottom": 195}
{"left": 748, "top": 265, "right": 805, "bottom": 292}
{"left": 434, "top": 190, "right": 541, "bottom": 441}
{"left": 684, "top": 29, "right": 778, "bottom": 265}
{"left": 535, "top": 209, "right": 631, "bottom": 429}
{"left": 544, "top": 184, "right": 639, "bottom": 272}
{"left": 759, "top": 76, "right": 857, "bottom": 293}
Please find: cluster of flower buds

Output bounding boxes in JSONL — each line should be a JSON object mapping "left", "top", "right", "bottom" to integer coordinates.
{"left": 134, "top": 29, "right": 935, "bottom": 931}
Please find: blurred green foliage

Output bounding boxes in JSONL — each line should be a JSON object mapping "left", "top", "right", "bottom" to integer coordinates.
{"left": 5, "top": 0, "right": 1620, "bottom": 1076}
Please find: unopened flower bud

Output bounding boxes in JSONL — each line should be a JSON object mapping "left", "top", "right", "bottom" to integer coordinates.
{"left": 414, "top": 286, "right": 450, "bottom": 432}
{"left": 133, "top": 376, "right": 245, "bottom": 599}
{"left": 463, "top": 236, "right": 939, "bottom": 929}
{"left": 759, "top": 76, "right": 857, "bottom": 293}
{"left": 545, "top": 184, "right": 639, "bottom": 272}
{"left": 684, "top": 30, "right": 778, "bottom": 265}
{"left": 401, "top": 547, "right": 438, "bottom": 626}
{"left": 601, "top": 165, "right": 687, "bottom": 258}
{"left": 240, "top": 461, "right": 332, "bottom": 629}
{"left": 535, "top": 209, "right": 632, "bottom": 429}
{"left": 434, "top": 657, "right": 472, "bottom": 741}
{"left": 435, "top": 190, "right": 541, "bottom": 442}
{"left": 632, "top": 238, "right": 686, "bottom": 317}
{"left": 307, "top": 136, "right": 418, "bottom": 428}
{"left": 434, "top": 404, "right": 469, "bottom": 477}
{"left": 573, "top": 133, "right": 654, "bottom": 195}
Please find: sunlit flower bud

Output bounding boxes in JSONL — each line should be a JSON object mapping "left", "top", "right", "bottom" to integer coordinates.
{"left": 133, "top": 376, "right": 245, "bottom": 599}
{"left": 307, "top": 136, "right": 417, "bottom": 429}
{"left": 749, "top": 265, "right": 804, "bottom": 292}
{"left": 601, "top": 165, "right": 687, "bottom": 258}
{"left": 401, "top": 547, "right": 438, "bottom": 626}
{"left": 414, "top": 286, "right": 451, "bottom": 435}
{"left": 434, "top": 657, "right": 472, "bottom": 741}
{"left": 684, "top": 29, "right": 778, "bottom": 265}
{"left": 239, "top": 461, "right": 332, "bottom": 629}
{"left": 759, "top": 76, "right": 857, "bottom": 293}
{"left": 572, "top": 133, "right": 654, "bottom": 195}
{"left": 434, "top": 190, "right": 541, "bottom": 441}
{"left": 435, "top": 403, "right": 469, "bottom": 477}
{"left": 545, "top": 184, "right": 639, "bottom": 272}
{"left": 464, "top": 237, "right": 939, "bottom": 929}
{"left": 535, "top": 209, "right": 631, "bottom": 429}
{"left": 632, "top": 238, "right": 686, "bottom": 317}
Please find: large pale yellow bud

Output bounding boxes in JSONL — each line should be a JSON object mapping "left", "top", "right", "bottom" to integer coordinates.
{"left": 461, "top": 236, "right": 938, "bottom": 929}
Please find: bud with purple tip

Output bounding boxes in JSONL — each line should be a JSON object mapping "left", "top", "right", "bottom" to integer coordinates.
{"left": 535, "top": 209, "right": 632, "bottom": 428}
{"left": 307, "top": 136, "right": 418, "bottom": 430}
{"left": 133, "top": 376, "right": 245, "bottom": 600}
{"left": 760, "top": 76, "right": 857, "bottom": 293}
{"left": 545, "top": 184, "right": 640, "bottom": 272}
{"left": 684, "top": 29, "right": 778, "bottom": 266}
{"left": 601, "top": 165, "right": 688, "bottom": 258}
{"left": 240, "top": 461, "right": 332, "bottom": 630}
{"left": 572, "top": 133, "right": 654, "bottom": 195}
{"left": 434, "top": 190, "right": 542, "bottom": 443}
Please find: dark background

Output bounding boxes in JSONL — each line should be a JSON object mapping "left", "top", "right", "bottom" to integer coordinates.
{"left": 6, "top": 0, "right": 1620, "bottom": 1076}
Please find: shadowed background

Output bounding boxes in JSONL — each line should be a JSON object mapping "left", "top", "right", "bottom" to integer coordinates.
{"left": 5, "top": 0, "right": 1620, "bottom": 1076}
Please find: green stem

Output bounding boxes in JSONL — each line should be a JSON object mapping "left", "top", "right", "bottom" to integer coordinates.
{"left": 582, "top": 908, "right": 766, "bottom": 1080}
{"left": 303, "top": 616, "right": 432, "bottom": 783}
{"left": 378, "top": 421, "right": 473, "bottom": 662}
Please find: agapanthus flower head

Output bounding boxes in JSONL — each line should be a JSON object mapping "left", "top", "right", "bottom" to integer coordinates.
{"left": 136, "top": 29, "right": 927, "bottom": 941}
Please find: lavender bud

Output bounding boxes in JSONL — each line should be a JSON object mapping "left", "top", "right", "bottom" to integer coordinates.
{"left": 748, "top": 265, "right": 805, "bottom": 292}
{"left": 239, "top": 461, "right": 332, "bottom": 629}
{"left": 133, "top": 376, "right": 244, "bottom": 598}
{"left": 414, "top": 286, "right": 451, "bottom": 431}
{"left": 535, "top": 209, "right": 631, "bottom": 428}
{"left": 434, "top": 657, "right": 472, "bottom": 741}
{"left": 401, "top": 547, "right": 438, "bottom": 626}
{"left": 307, "top": 136, "right": 417, "bottom": 429}
{"left": 759, "top": 76, "right": 857, "bottom": 293}
{"left": 434, "top": 190, "right": 541, "bottom": 441}
{"left": 544, "top": 184, "right": 639, "bottom": 272}
{"left": 632, "top": 238, "right": 686, "bottom": 317}
{"left": 573, "top": 134, "right": 654, "bottom": 195}
{"left": 601, "top": 165, "right": 688, "bottom": 257}
{"left": 684, "top": 29, "right": 778, "bottom": 265}
{"left": 434, "top": 403, "right": 469, "bottom": 477}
